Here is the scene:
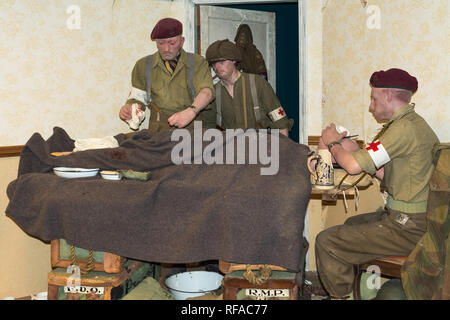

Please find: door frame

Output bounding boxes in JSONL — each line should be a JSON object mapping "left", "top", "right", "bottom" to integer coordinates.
{"left": 184, "top": 0, "right": 308, "bottom": 145}
{"left": 198, "top": 5, "right": 276, "bottom": 90}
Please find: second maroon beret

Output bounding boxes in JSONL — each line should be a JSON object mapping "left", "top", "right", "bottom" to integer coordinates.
{"left": 370, "top": 68, "right": 418, "bottom": 93}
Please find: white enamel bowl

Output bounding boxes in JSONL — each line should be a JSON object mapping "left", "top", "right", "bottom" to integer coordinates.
{"left": 165, "top": 271, "right": 223, "bottom": 300}
{"left": 53, "top": 167, "right": 99, "bottom": 179}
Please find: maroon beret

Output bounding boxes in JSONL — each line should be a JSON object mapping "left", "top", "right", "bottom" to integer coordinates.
{"left": 151, "top": 18, "right": 182, "bottom": 40}
{"left": 370, "top": 68, "right": 418, "bottom": 93}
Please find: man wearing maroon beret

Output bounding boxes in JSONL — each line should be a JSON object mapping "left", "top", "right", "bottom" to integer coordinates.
{"left": 315, "top": 68, "right": 439, "bottom": 299}
{"left": 119, "top": 18, "right": 214, "bottom": 131}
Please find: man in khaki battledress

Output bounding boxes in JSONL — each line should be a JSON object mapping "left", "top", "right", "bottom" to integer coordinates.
{"left": 315, "top": 68, "right": 439, "bottom": 299}
{"left": 119, "top": 18, "right": 214, "bottom": 132}
{"left": 203, "top": 39, "right": 293, "bottom": 136}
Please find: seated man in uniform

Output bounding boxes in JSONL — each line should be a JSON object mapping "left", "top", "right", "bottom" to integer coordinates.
{"left": 119, "top": 18, "right": 214, "bottom": 132}
{"left": 315, "top": 68, "right": 439, "bottom": 299}
{"left": 202, "top": 39, "right": 293, "bottom": 137}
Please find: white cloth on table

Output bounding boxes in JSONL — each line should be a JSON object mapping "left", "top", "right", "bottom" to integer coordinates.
{"left": 73, "top": 136, "right": 119, "bottom": 152}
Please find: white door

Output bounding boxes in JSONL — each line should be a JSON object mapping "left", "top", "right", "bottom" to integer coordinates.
{"left": 199, "top": 5, "right": 276, "bottom": 91}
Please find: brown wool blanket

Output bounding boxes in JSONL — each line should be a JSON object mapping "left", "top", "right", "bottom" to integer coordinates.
{"left": 6, "top": 127, "right": 311, "bottom": 274}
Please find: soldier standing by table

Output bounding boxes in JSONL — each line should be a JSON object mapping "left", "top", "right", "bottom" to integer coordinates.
{"left": 315, "top": 68, "right": 439, "bottom": 299}
{"left": 118, "top": 17, "right": 215, "bottom": 281}
{"left": 203, "top": 39, "right": 293, "bottom": 137}
{"left": 119, "top": 18, "right": 214, "bottom": 132}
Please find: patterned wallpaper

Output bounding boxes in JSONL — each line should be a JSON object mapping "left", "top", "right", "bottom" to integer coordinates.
{"left": 322, "top": 0, "right": 449, "bottom": 143}
{"left": 0, "top": 0, "right": 184, "bottom": 146}
{"left": 1, "top": 1, "right": 447, "bottom": 145}
{"left": 306, "top": 0, "right": 324, "bottom": 136}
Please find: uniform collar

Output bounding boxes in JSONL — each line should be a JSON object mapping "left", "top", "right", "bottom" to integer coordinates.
{"left": 219, "top": 70, "right": 241, "bottom": 87}
{"left": 154, "top": 48, "right": 187, "bottom": 68}
{"left": 174, "top": 49, "right": 187, "bottom": 66}
{"left": 387, "top": 103, "right": 415, "bottom": 125}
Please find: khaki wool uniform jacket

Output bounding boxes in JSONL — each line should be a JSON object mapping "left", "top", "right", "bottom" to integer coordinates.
{"left": 353, "top": 104, "right": 440, "bottom": 212}
{"left": 126, "top": 49, "right": 214, "bottom": 129}
{"left": 203, "top": 72, "right": 293, "bottom": 130}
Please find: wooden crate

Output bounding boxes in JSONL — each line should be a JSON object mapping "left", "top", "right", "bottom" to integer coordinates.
{"left": 51, "top": 239, "right": 125, "bottom": 273}
{"left": 48, "top": 260, "right": 154, "bottom": 300}
{"left": 223, "top": 270, "right": 299, "bottom": 300}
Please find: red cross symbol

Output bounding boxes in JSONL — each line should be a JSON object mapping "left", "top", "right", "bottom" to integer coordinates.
{"left": 278, "top": 108, "right": 284, "bottom": 116}
{"left": 366, "top": 141, "right": 381, "bottom": 152}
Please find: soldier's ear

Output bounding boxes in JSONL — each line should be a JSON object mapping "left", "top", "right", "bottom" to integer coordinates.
{"left": 382, "top": 88, "right": 392, "bottom": 103}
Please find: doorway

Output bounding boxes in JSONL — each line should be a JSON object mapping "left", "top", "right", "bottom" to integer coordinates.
{"left": 185, "top": 0, "right": 306, "bottom": 144}
{"left": 219, "top": 2, "right": 299, "bottom": 142}
{"left": 184, "top": 0, "right": 310, "bottom": 270}
{"left": 198, "top": 5, "right": 277, "bottom": 90}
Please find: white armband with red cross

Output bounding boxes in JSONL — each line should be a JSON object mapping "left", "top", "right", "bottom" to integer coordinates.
{"left": 366, "top": 140, "right": 391, "bottom": 169}
{"left": 268, "top": 107, "right": 286, "bottom": 122}
{"left": 128, "top": 87, "right": 148, "bottom": 105}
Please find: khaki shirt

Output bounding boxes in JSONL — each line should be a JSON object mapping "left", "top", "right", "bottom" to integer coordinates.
{"left": 203, "top": 73, "right": 293, "bottom": 130}
{"left": 354, "top": 104, "right": 439, "bottom": 204}
{"left": 126, "top": 49, "right": 214, "bottom": 116}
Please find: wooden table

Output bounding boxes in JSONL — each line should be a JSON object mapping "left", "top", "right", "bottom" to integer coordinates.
{"left": 310, "top": 185, "right": 356, "bottom": 202}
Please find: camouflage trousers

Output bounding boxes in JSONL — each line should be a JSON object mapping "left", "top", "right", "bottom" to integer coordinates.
{"left": 315, "top": 208, "right": 426, "bottom": 297}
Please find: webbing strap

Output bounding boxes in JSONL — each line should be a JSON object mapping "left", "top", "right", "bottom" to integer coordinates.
{"left": 145, "top": 54, "right": 153, "bottom": 105}
{"left": 386, "top": 195, "right": 427, "bottom": 213}
{"left": 187, "top": 53, "right": 196, "bottom": 99}
{"left": 248, "top": 73, "right": 261, "bottom": 122}
{"left": 242, "top": 74, "right": 248, "bottom": 128}
{"left": 215, "top": 73, "right": 261, "bottom": 127}
{"left": 216, "top": 85, "right": 222, "bottom": 127}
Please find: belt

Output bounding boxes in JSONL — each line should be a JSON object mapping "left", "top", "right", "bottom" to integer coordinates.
{"left": 386, "top": 195, "right": 427, "bottom": 213}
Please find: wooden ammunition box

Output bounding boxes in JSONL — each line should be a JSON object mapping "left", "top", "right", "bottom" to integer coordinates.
{"left": 51, "top": 239, "right": 125, "bottom": 273}
{"left": 223, "top": 270, "right": 299, "bottom": 300}
{"left": 47, "top": 260, "right": 155, "bottom": 300}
